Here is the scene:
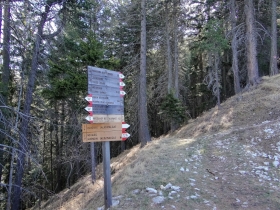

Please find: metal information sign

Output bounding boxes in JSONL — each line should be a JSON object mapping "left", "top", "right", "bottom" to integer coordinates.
{"left": 88, "top": 85, "right": 125, "bottom": 97}
{"left": 85, "top": 104, "right": 124, "bottom": 115}
{"left": 88, "top": 66, "right": 124, "bottom": 79}
{"left": 85, "top": 115, "right": 124, "bottom": 123}
{"left": 84, "top": 66, "right": 130, "bottom": 209}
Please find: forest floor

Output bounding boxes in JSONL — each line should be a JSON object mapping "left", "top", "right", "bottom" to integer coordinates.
{"left": 35, "top": 75, "right": 280, "bottom": 210}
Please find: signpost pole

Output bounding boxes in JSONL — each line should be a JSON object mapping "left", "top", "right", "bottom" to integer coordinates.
{"left": 103, "top": 141, "right": 112, "bottom": 209}
{"left": 90, "top": 143, "right": 96, "bottom": 183}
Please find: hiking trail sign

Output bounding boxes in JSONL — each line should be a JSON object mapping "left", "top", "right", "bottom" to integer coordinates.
{"left": 83, "top": 66, "right": 129, "bottom": 142}
{"left": 83, "top": 66, "right": 130, "bottom": 209}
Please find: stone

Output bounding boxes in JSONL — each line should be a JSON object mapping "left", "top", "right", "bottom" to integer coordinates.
{"left": 152, "top": 196, "right": 165, "bottom": 204}
{"left": 146, "top": 187, "right": 157, "bottom": 194}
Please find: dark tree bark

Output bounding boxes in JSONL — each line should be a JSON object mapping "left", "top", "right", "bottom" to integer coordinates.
{"left": 245, "top": 0, "right": 259, "bottom": 86}
{"left": 11, "top": 1, "right": 63, "bottom": 208}
{"left": 165, "top": 2, "right": 173, "bottom": 93}
{"left": 269, "top": 0, "right": 278, "bottom": 76}
{"left": 0, "top": 0, "right": 11, "bottom": 187}
{"left": 230, "top": 0, "right": 241, "bottom": 94}
{"left": 1, "top": 0, "right": 10, "bottom": 100}
{"left": 138, "top": 0, "right": 151, "bottom": 147}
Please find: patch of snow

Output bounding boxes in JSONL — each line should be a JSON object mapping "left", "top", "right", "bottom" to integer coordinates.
{"left": 152, "top": 196, "right": 165, "bottom": 204}
{"left": 239, "top": 170, "right": 247, "bottom": 175}
{"left": 241, "top": 201, "right": 248, "bottom": 208}
{"left": 132, "top": 189, "right": 140, "bottom": 194}
{"left": 171, "top": 186, "right": 180, "bottom": 191}
{"left": 168, "top": 191, "right": 177, "bottom": 197}
{"left": 112, "top": 199, "right": 120, "bottom": 207}
{"left": 146, "top": 187, "right": 157, "bottom": 194}
{"left": 264, "top": 162, "right": 269, "bottom": 166}
{"left": 255, "top": 166, "right": 269, "bottom": 171}
{"left": 264, "top": 128, "right": 274, "bottom": 134}
{"left": 273, "top": 161, "right": 279, "bottom": 168}
{"left": 180, "top": 167, "right": 185, "bottom": 172}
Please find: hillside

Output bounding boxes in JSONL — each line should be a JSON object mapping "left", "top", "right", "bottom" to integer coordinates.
{"left": 35, "top": 75, "right": 280, "bottom": 210}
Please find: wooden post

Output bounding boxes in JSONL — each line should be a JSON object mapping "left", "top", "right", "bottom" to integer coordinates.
{"left": 102, "top": 141, "right": 112, "bottom": 209}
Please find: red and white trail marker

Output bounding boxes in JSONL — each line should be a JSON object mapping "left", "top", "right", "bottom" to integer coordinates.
{"left": 85, "top": 115, "right": 94, "bottom": 123}
{"left": 119, "top": 73, "right": 125, "bottom": 79}
{"left": 85, "top": 94, "right": 93, "bottom": 105}
{"left": 85, "top": 106, "right": 93, "bottom": 115}
{"left": 120, "top": 91, "right": 126, "bottom": 96}
{"left": 122, "top": 122, "right": 130, "bottom": 129}
{"left": 122, "top": 133, "right": 130, "bottom": 141}
{"left": 122, "top": 122, "right": 130, "bottom": 133}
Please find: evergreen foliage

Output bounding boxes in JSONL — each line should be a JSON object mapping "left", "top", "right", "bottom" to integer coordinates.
{"left": 159, "top": 92, "right": 186, "bottom": 124}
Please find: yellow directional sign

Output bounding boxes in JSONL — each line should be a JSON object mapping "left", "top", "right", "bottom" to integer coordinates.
{"left": 82, "top": 130, "right": 122, "bottom": 142}
{"left": 82, "top": 123, "right": 122, "bottom": 132}
{"left": 82, "top": 123, "right": 124, "bottom": 142}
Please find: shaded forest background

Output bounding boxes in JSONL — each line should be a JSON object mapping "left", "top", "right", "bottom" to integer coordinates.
{"left": 0, "top": 0, "right": 279, "bottom": 209}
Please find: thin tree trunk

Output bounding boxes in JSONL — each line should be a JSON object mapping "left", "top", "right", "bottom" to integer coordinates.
{"left": 0, "top": 0, "right": 11, "bottom": 187}
{"left": 165, "top": 2, "right": 172, "bottom": 93}
{"left": 7, "top": 57, "right": 24, "bottom": 210}
{"left": 54, "top": 102, "right": 62, "bottom": 192}
{"left": 173, "top": 1, "right": 179, "bottom": 98}
{"left": 2, "top": 0, "right": 10, "bottom": 100}
{"left": 11, "top": 5, "right": 50, "bottom": 209}
{"left": 0, "top": 2, "right": 2, "bottom": 42}
{"left": 139, "top": 0, "right": 151, "bottom": 147}
{"left": 269, "top": 0, "right": 278, "bottom": 76}
{"left": 230, "top": 0, "right": 241, "bottom": 94}
{"left": 214, "top": 53, "right": 221, "bottom": 107}
{"left": 245, "top": 0, "right": 259, "bottom": 86}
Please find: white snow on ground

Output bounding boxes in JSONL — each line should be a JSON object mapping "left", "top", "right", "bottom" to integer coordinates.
{"left": 97, "top": 120, "right": 280, "bottom": 209}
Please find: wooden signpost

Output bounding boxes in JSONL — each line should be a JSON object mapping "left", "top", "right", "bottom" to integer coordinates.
{"left": 83, "top": 66, "right": 130, "bottom": 209}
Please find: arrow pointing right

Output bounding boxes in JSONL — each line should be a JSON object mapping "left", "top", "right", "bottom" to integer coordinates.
{"left": 119, "top": 73, "right": 125, "bottom": 79}
{"left": 122, "top": 123, "right": 130, "bottom": 129}
{"left": 122, "top": 133, "right": 130, "bottom": 141}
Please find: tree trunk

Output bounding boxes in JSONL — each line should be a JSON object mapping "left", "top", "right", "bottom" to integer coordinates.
{"left": 0, "top": 3, "right": 2, "bottom": 42}
{"left": 139, "top": 0, "right": 151, "bottom": 147}
{"left": 245, "top": 0, "right": 259, "bottom": 86}
{"left": 2, "top": 0, "right": 10, "bottom": 100}
{"left": 269, "top": 0, "right": 278, "bottom": 76}
{"left": 173, "top": 1, "right": 179, "bottom": 98}
{"left": 230, "top": 0, "right": 241, "bottom": 94}
{"left": 0, "top": 0, "right": 11, "bottom": 186}
{"left": 214, "top": 53, "right": 221, "bottom": 107}
{"left": 54, "top": 101, "right": 62, "bottom": 192}
{"left": 11, "top": 5, "right": 50, "bottom": 210}
{"left": 165, "top": 2, "right": 172, "bottom": 93}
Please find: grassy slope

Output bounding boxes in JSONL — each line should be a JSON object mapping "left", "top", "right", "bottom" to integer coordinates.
{"left": 35, "top": 75, "right": 280, "bottom": 210}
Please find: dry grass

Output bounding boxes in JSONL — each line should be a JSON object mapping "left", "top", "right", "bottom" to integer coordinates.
{"left": 33, "top": 75, "right": 280, "bottom": 210}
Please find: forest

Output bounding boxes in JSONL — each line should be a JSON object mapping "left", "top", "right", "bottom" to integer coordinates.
{"left": 0, "top": 0, "right": 278, "bottom": 209}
